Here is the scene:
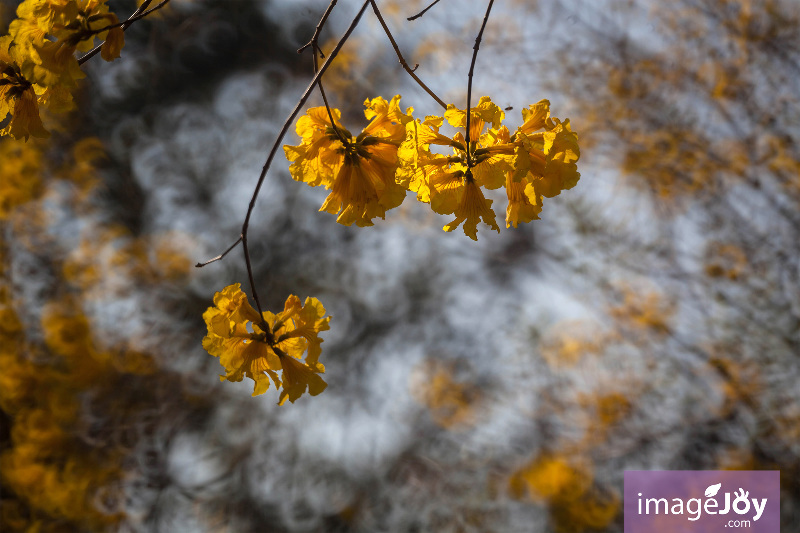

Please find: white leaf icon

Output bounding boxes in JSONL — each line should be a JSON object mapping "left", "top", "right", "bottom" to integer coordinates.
{"left": 705, "top": 483, "right": 722, "bottom": 498}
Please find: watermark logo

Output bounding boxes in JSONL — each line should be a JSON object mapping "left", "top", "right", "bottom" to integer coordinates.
{"left": 624, "top": 470, "right": 779, "bottom": 532}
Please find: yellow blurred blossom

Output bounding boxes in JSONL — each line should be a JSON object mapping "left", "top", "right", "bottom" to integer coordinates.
{"left": 0, "top": 0, "right": 127, "bottom": 139}
{"left": 509, "top": 453, "right": 619, "bottom": 532}
{"left": 704, "top": 242, "right": 748, "bottom": 280}
{"left": 509, "top": 453, "right": 592, "bottom": 502}
{"left": 0, "top": 137, "right": 43, "bottom": 218}
{"left": 610, "top": 286, "right": 674, "bottom": 336}
{"left": 0, "top": 37, "right": 49, "bottom": 140}
{"left": 410, "top": 359, "right": 481, "bottom": 429}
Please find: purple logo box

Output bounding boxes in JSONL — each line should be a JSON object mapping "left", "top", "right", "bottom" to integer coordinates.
{"left": 624, "top": 471, "right": 779, "bottom": 532}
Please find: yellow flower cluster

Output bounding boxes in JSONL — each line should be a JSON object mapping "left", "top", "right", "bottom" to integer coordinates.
{"left": 284, "top": 95, "right": 412, "bottom": 227}
{"left": 0, "top": 137, "right": 43, "bottom": 219}
{"left": 202, "top": 284, "right": 331, "bottom": 404}
{"left": 0, "top": 0, "right": 125, "bottom": 140}
{"left": 284, "top": 95, "right": 580, "bottom": 239}
{"left": 509, "top": 453, "right": 619, "bottom": 531}
{"left": 0, "top": 294, "right": 152, "bottom": 530}
{"left": 410, "top": 359, "right": 482, "bottom": 429}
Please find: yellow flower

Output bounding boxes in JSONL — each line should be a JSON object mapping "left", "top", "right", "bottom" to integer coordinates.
{"left": 9, "top": 0, "right": 123, "bottom": 88}
{"left": 38, "top": 0, "right": 119, "bottom": 54}
{"left": 284, "top": 95, "right": 413, "bottom": 227}
{"left": 0, "top": 37, "right": 50, "bottom": 140}
{"left": 1, "top": 84, "right": 50, "bottom": 140}
{"left": 514, "top": 101, "right": 581, "bottom": 198}
{"left": 399, "top": 96, "right": 513, "bottom": 239}
{"left": 442, "top": 177, "right": 499, "bottom": 240}
{"left": 9, "top": 17, "right": 85, "bottom": 88}
{"left": 100, "top": 23, "right": 124, "bottom": 61}
{"left": 15, "top": 0, "right": 79, "bottom": 34}
{"left": 0, "top": 137, "right": 43, "bottom": 219}
{"left": 444, "top": 95, "right": 505, "bottom": 143}
{"left": 505, "top": 170, "right": 542, "bottom": 228}
{"left": 202, "top": 284, "right": 330, "bottom": 403}
{"left": 518, "top": 99, "right": 551, "bottom": 135}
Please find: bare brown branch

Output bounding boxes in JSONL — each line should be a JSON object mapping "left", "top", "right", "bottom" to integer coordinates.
{"left": 195, "top": 237, "right": 242, "bottom": 268}
{"left": 240, "top": 0, "right": 371, "bottom": 319}
{"left": 465, "top": 0, "right": 495, "bottom": 163}
{"left": 77, "top": 0, "right": 172, "bottom": 66}
{"left": 370, "top": 0, "right": 447, "bottom": 110}
{"left": 408, "top": 0, "right": 442, "bottom": 21}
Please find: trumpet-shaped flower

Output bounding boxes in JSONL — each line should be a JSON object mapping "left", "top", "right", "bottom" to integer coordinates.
{"left": 202, "top": 284, "right": 330, "bottom": 403}
{"left": 442, "top": 177, "right": 500, "bottom": 240}
{"left": 505, "top": 171, "right": 542, "bottom": 228}
{"left": 8, "top": 0, "right": 123, "bottom": 89}
{"left": 444, "top": 95, "right": 505, "bottom": 144}
{"left": 399, "top": 97, "right": 516, "bottom": 239}
{"left": 514, "top": 100, "right": 581, "bottom": 198}
{"left": 0, "top": 37, "right": 49, "bottom": 140}
{"left": 284, "top": 95, "right": 413, "bottom": 227}
{"left": 399, "top": 97, "right": 580, "bottom": 234}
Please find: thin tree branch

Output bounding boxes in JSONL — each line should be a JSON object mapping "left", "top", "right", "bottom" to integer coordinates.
{"left": 195, "top": 237, "right": 242, "bottom": 268}
{"left": 408, "top": 0, "right": 442, "bottom": 21}
{"left": 299, "top": 1, "right": 348, "bottom": 145}
{"left": 298, "top": 0, "right": 338, "bottom": 55}
{"left": 465, "top": 0, "right": 494, "bottom": 169}
{"left": 77, "top": 0, "right": 171, "bottom": 66}
{"left": 370, "top": 0, "right": 447, "bottom": 110}
{"left": 313, "top": 50, "right": 348, "bottom": 145}
{"left": 241, "top": 0, "right": 371, "bottom": 321}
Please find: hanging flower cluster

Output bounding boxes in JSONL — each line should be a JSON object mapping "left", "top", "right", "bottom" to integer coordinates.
{"left": 202, "top": 284, "right": 331, "bottom": 404}
{"left": 284, "top": 95, "right": 414, "bottom": 227}
{"left": 284, "top": 95, "right": 580, "bottom": 240}
{"left": 0, "top": 0, "right": 125, "bottom": 140}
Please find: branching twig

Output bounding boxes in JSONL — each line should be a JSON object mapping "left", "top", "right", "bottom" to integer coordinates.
{"left": 297, "top": 0, "right": 338, "bottom": 56}
{"left": 77, "top": 0, "right": 172, "bottom": 66}
{"left": 370, "top": 0, "right": 447, "bottom": 110}
{"left": 465, "top": 0, "right": 494, "bottom": 168}
{"left": 195, "top": 237, "right": 242, "bottom": 268}
{"left": 207, "top": 0, "right": 448, "bottom": 320}
{"left": 313, "top": 51, "right": 349, "bottom": 145}
{"left": 407, "top": 0, "right": 442, "bottom": 21}
{"left": 298, "top": 1, "right": 348, "bottom": 145}
{"left": 240, "top": 0, "right": 371, "bottom": 321}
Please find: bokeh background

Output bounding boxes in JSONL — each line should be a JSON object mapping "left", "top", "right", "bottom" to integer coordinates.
{"left": 2, "top": 0, "right": 799, "bottom": 531}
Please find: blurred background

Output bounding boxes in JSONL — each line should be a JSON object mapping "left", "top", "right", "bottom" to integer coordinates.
{"left": 2, "top": 0, "right": 799, "bottom": 531}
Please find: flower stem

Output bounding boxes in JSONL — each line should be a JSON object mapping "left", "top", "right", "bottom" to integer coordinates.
{"left": 465, "top": 0, "right": 494, "bottom": 166}
{"left": 77, "top": 0, "right": 172, "bottom": 65}
{"left": 370, "top": 0, "right": 447, "bottom": 110}
{"left": 240, "top": 0, "right": 371, "bottom": 319}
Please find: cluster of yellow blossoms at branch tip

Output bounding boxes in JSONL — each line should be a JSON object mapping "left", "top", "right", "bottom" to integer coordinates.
{"left": 284, "top": 95, "right": 580, "bottom": 240}
{"left": 202, "top": 284, "right": 330, "bottom": 403}
{"left": 1, "top": 0, "right": 125, "bottom": 140}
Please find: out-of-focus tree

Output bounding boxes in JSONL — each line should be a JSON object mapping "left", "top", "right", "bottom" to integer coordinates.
{"left": 516, "top": 0, "right": 800, "bottom": 527}
{"left": 2, "top": 0, "right": 800, "bottom": 532}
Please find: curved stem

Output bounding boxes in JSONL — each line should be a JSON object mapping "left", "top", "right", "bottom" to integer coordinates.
{"left": 465, "top": 0, "right": 495, "bottom": 166}
{"left": 77, "top": 0, "right": 171, "bottom": 65}
{"left": 370, "top": 0, "right": 447, "bottom": 110}
{"left": 313, "top": 45, "right": 348, "bottom": 146}
{"left": 298, "top": 0, "right": 338, "bottom": 55}
{"left": 296, "top": 0, "right": 346, "bottom": 143}
{"left": 195, "top": 236, "right": 242, "bottom": 268}
{"left": 408, "top": 0, "right": 442, "bottom": 21}
{"left": 241, "top": 0, "right": 371, "bottom": 320}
